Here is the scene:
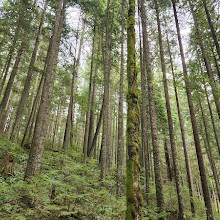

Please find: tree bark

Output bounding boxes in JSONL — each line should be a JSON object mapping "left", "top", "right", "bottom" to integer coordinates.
{"left": 126, "top": 0, "right": 142, "bottom": 218}
{"left": 117, "top": 0, "right": 125, "bottom": 194}
{"left": 88, "top": 98, "right": 104, "bottom": 157}
{"left": 138, "top": 4, "right": 150, "bottom": 203}
{"left": 83, "top": 25, "right": 96, "bottom": 161}
{"left": 25, "top": 0, "right": 65, "bottom": 179}
{"left": 101, "top": 0, "right": 110, "bottom": 180}
{"left": 139, "top": 0, "right": 164, "bottom": 215}
{"left": 21, "top": 73, "right": 44, "bottom": 146}
{"left": 87, "top": 64, "right": 98, "bottom": 156}
{"left": 163, "top": 133, "right": 172, "bottom": 182}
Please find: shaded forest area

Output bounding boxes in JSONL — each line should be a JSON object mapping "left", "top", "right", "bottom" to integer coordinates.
{"left": 0, "top": 0, "right": 220, "bottom": 219}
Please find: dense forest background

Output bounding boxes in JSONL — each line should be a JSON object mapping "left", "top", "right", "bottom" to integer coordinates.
{"left": 0, "top": 0, "right": 220, "bottom": 219}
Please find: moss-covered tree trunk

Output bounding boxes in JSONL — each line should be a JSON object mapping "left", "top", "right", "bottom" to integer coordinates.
{"left": 126, "top": 0, "right": 142, "bottom": 218}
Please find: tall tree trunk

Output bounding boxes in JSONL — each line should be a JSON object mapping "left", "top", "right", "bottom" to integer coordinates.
{"left": 88, "top": 98, "right": 104, "bottom": 157}
{"left": 166, "top": 30, "right": 195, "bottom": 216}
{"left": 21, "top": 74, "right": 44, "bottom": 146}
{"left": 101, "top": 0, "right": 110, "bottom": 180}
{"left": 138, "top": 4, "right": 150, "bottom": 203}
{"left": 87, "top": 64, "right": 98, "bottom": 155}
{"left": 189, "top": 1, "right": 220, "bottom": 119}
{"left": 10, "top": 0, "right": 48, "bottom": 142}
{"left": 171, "top": 1, "right": 214, "bottom": 219}
{"left": 83, "top": 25, "right": 96, "bottom": 161}
{"left": 25, "top": 0, "right": 65, "bottom": 179}
{"left": 52, "top": 101, "right": 61, "bottom": 149}
{"left": 117, "top": 7, "right": 125, "bottom": 189}
{"left": 0, "top": 39, "right": 26, "bottom": 132}
{"left": 163, "top": 133, "right": 172, "bottom": 182}
{"left": 154, "top": 1, "right": 185, "bottom": 218}
{"left": 139, "top": 0, "right": 164, "bottom": 215}
{"left": 63, "top": 22, "right": 85, "bottom": 154}
{"left": 126, "top": 0, "right": 142, "bottom": 218}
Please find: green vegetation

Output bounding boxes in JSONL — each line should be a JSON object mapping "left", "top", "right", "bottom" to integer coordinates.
{"left": 0, "top": 135, "right": 125, "bottom": 219}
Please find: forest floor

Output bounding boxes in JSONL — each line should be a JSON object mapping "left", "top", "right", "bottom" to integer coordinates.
{"left": 0, "top": 135, "right": 125, "bottom": 219}
{"left": 0, "top": 135, "right": 219, "bottom": 219}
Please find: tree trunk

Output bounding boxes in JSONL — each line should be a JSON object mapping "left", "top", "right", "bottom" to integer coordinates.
{"left": 63, "top": 22, "right": 85, "bottom": 154}
{"left": 126, "top": 0, "right": 142, "bottom": 218}
{"left": 163, "top": 134, "right": 172, "bottom": 182}
{"left": 139, "top": 0, "right": 164, "bottom": 215}
{"left": 87, "top": 64, "right": 98, "bottom": 155}
{"left": 116, "top": 0, "right": 125, "bottom": 198}
{"left": 21, "top": 74, "right": 44, "bottom": 146}
{"left": 25, "top": 0, "right": 65, "bottom": 179}
{"left": 101, "top": 0, "right": 110, "bottom": 180}
{"left": 83, "top": 25, "right": 96, "bottom": 161}
{"left": 166, "top": 30, "right": 195, "bottom": 216}
{"left": 0, "top": 39, "right": 26, "bottom": 132}
{"left": 88, "top": 98, "right": 104, "bottom": 157}
{"left": 52, "top": 101, "right": 61, "bottom": 149}
{"left": 154, "top": 1, "right": 185, "bottom": 218}
{"left": 138, "top": 4, "right": 150, "bottom": 203}
{"left": 171, "top": 1, "right": 214, "bottom": 219}
{"left": 10, "top": 0, "right": 48, "bottom": 142}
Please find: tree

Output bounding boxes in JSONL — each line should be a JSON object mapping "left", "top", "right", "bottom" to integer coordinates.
{"left": 171, "top": 1, "right": 214, "bottom": 219}
{"left": 25, "top": 0, "right": 66, "bottom": 179}
{"left": 126, "top": 0, "right": 142, "bottom": 218}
